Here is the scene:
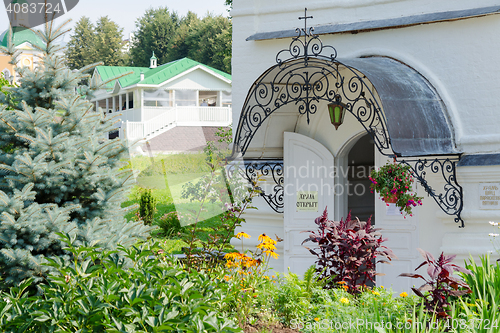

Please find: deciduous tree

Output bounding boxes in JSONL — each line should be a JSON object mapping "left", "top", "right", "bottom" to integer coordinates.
{"left": 130, "top": 7, "right": 180, "bottom": 67}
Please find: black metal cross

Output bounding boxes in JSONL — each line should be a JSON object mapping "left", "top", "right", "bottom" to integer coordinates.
{"left": 299, "top": 8, "right": 313, "bottom": 36}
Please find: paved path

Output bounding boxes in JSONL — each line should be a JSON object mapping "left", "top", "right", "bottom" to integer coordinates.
{"left": 141, "top": 126, "right": 230, "bottom": 154}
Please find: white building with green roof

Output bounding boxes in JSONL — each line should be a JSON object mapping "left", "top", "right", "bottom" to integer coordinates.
{"left": 91, "top": 55, "right": 232, "bottom": 141}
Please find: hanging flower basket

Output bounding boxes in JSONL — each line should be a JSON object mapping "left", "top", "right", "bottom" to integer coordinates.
{"left": 369, "top": 162, "right": 423, "bottom": 217}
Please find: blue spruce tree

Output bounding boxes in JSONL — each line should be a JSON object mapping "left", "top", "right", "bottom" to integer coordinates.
{"left": 0, "top": 23, "right": 151, "bottom": 286}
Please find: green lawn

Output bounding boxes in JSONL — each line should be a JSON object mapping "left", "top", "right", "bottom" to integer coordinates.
{"left": 122, "top": 153, "right": 229, "bottom": 251}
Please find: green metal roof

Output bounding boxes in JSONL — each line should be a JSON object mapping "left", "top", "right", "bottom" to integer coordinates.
{"left": 95, "top": 58, "right": 231, "bottom": 90}
{"left": 0, "top": 27, "right": 45, "bottom": 49}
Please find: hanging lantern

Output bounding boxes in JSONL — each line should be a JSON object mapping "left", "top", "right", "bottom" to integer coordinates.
{"left": 328, "top": 100, "right": 346, "bottom": 130}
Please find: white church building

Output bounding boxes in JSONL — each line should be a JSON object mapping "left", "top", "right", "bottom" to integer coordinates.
{"left": 229, "top": 0, "right": 500, "bottom": 292}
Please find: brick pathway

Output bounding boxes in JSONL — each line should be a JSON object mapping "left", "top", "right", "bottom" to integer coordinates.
{"left": 141, "top": 126, "right": 230, "bottom": 154}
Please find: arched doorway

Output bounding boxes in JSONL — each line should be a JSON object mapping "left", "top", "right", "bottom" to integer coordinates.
{"left": 347, "top": 134, "right": 375, "bottom": 223}
{"left": 230, "top": 22, "right": 463, "bottom": 287}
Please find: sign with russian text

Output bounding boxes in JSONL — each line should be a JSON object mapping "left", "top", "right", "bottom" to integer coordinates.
{"left": 296, "top": 191, "right": 318, "bottom": 212}
{"left": 479, "top": 183, "right": 500, "bottom": 210}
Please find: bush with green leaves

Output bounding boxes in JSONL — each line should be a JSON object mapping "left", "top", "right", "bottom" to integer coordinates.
{"left": 0, "top": 23, "right": 151, "bottom": 287}
{"left": 138, "top": 188, "right": 157, "bottom": 225}
{"left": 156, "top": 211, "right": 184, "bottom": 237}
{"left": 0, "top": 234, "right": 240, "bottom": 332}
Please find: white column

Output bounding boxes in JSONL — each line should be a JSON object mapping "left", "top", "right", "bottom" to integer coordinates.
{"left": 112, "top": 96, "right": 116, "bottom": 113}
{"left": 105, "top": 98, "right": 109, "bottom": 113}
{"left": 140, "top": 89, "right": 144, "bottom": 122}
{"left": 218, "top": 91, "right": 222, "bottom": 107}
{"left": 175, "top": 103, "right": 178, "bottom": 124}
{"left": 119, "top": 121, "right": 124, "bottom": 139}
{"left": 95, "top": 101, "right": 98, "bottom": 112}
{"left": 119, "top": 94, "right": 122, "bottom": 112}
{"left": 196, "top": 90, "right": 200, "bottom": 106}
{"left": 126, "top": 92, "right": 129, "bottom": 111}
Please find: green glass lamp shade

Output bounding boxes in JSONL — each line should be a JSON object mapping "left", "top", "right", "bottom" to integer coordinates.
{"left": 328, "top": 102, "right": 345, "bottom": 130}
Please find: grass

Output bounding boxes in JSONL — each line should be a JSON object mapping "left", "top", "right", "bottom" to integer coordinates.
{"left": 124, "top": 152, "right": 211, "bottom": 175}
{"left": 122, "top": 152, "right": 228, "bottom": 252}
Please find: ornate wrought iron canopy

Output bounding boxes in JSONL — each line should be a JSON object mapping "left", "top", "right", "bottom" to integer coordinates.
{"left": 232, "top": 9, "right": 464, "bottom": 226}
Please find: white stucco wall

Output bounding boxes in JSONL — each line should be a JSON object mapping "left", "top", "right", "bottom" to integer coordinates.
{"left": 230, "top": 0, "right": 500, "bottom": 286}
{"left": 163, "top": 68, "right": 232, "bottom": 91}
{"left": 232, "top": 0, "right": 500, "bottom": 154}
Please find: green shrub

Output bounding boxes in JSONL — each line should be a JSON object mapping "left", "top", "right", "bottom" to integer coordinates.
{"left": 270, "top": 269, "right": 419, "bottom": 332}
{"left": 462, "top": 254, "right": 500, "bottom": 308}
{"left": 0, "top": 234, "right": 241, "bottom": 332}
{"left": 272, "top": 270, "right": 315, "bottom": 324}
{"left": 139, "top": 188, "right": 157, "bottom": 225}
{"left": 156, "top": 211, "right": 184, "bottom": 237}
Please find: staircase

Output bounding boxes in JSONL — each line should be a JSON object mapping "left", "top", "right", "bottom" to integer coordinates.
{"left": 118, "top": 106, "right": 232, "bottom": 141}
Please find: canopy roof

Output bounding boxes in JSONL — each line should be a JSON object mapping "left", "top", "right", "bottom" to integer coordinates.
{"left": 339, "top": 57, "right": 455, "bottom": 156}
{"left": 234, "top": 56, "right": 456, "bottom": 158}
{"left": 95, "top": 57, "right": 231, "bottom": 90}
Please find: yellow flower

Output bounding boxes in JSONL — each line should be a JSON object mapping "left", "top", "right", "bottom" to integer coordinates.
{"left": 372, "top": 291, "right": 380, "bottom": 296}
{"left": 264, "top": 276, "right": 270, "bottom": 280}
{"left": 224, "top": 275, "right": 231, "bottom": 281}
{"left": 264, "top": 250, "right": 279, "bottom": 259}
{"left": 266, "top": 238, "right": 277, "bottom": 245}
{"left": 262, "top": 242, "right": 277, "bottom": 251}
{"left": 340, "top": 297, "right": 350, "bottom": 305}
{"left": 224, "top": 252, "right": 242, "bottom": 260}
{"left": 380, "top": 285, "right": 384, "bottom": 289}
{"left": 314, "top": 317, "right": 320, "bottom": 322}
{"left": 400, "top": 292, "right": 408, "bottom": 298}
{"left": 235, "top": 232, "right": 251, "bottom": 239}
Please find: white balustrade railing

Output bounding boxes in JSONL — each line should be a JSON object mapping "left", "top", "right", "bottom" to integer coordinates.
{"left": 120, "top": 106, "right": 232, "bottom": 140}
{"left": 114, "top": 108, "right": 141, "bottom": 122}
{"left": 176, "top": 106, "right": 232, "bottom": 125}
{"left": 143, "top": 107, "right": 173, "bottom": 122}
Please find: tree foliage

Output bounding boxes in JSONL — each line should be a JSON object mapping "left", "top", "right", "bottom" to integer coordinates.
{"left": 64, "top": 16, "right": 96, "bottom": 69}
{"left": 0, "top": 23, "right": 151, "bottom": 287}
{"left": 130, "top": 8, "right": 232, "bottom": 73}
{"left": 129, "top": 7, "right": 180, "bottom": 67}
{"left": 94, "top": 16, "right": 126, "bottom": 66}
{"left": 65, "top": 16, "right": 125, "bottom": 70}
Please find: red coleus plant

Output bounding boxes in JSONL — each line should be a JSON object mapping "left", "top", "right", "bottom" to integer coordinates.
{"left": 302, "top": 207, "right": 396, "bottom": 294}
{"left": 399, "top": 249, "right": 472, "bottom": 320}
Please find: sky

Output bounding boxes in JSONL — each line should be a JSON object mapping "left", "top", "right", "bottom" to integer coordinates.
{"left": 1, "top": 0, "right": 230, "bottom": 42}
